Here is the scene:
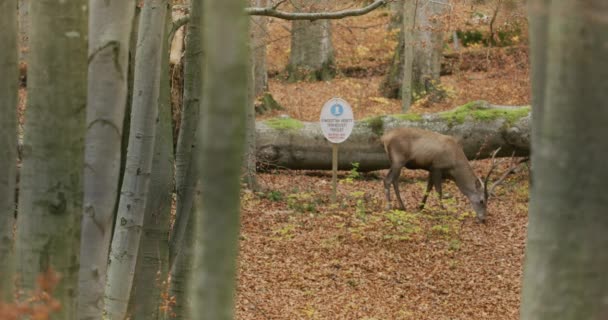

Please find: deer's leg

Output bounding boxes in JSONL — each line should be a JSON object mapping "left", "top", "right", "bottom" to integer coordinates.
{"left": 419, "top": 173, "right": 434, "bottom": 210}
{"left": 384, "top": 164, "right": 405, "bottom": 210}
{"left": 383, "top": 167, "right": 394, "bottom": 210}
{"left": 392, "top": 167, "right": 406, "bottom": 210}
{"left": 431, "top": 169, "right": 445, "bottom": 209}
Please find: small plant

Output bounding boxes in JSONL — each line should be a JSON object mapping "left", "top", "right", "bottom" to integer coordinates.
{"left": 384, "top": 210, "right": 422, "bottom": 240}
{"left": 350, "top": 191, "right": 367, "bottom": 220}
{"left": 272, "top": 223, "right": 297, "bottom": 240}
{"left": 265, "top": 190, "right": 284, "bottom": 202}
{"left": 287, "top": 192, "right": 317, "bottom": 213}
{"left": 341, "top": 162, "right": 361, "bottom": 184}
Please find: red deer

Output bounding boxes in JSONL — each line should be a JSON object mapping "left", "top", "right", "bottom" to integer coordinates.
{"left": 381, "top": 127, "right": 522, "bottom": 222}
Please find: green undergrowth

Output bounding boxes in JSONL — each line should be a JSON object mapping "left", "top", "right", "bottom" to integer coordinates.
{"left": 264, "top": 117, "right": 304, "bottom": 130}
{"left": 439, "top": 101, "right": 530, "bottom": 125}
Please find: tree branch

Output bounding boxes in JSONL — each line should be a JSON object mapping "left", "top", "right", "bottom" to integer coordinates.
{"left": 168, "top": 0, "right": 391, "bottom": 33}
{"left": 245, "top": 0, "right": 391, "bottom": 20}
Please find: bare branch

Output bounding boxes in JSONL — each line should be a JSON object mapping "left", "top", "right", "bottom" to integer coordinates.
{"left": 169, "top": 16, "right": 190, "bottom": 45}
{"left": 245, "top": 0, "right": 391, "bottom": 20}
{"left": 483, "top": 147, "right": 502, "bottom": 200}
{"left": 488, "top": 156, "right": 529, "bottom": 197}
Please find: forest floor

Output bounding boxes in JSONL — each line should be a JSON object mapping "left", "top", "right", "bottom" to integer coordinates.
{"left": 237, "top": 2, "right": 531, "bottom": 320}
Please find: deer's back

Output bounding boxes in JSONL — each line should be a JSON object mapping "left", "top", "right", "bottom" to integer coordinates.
{"left": 381, "top": 127, "right": 463, "bottom": 170}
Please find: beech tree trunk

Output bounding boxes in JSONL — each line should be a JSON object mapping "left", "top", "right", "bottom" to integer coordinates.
{"left": 256, "top": 102, "right": 531, "bottom": 171}
{"left": 15, "top": 0, "right": 87, "bottom": 318}
{"left": 383, "top": 0, "right": 446, "bottom": 109}
{"left": 0, "top": 0, "right": 18, "bottom": 301}
{"left": 400, "top": 0, "right": 415, "bottom": 110}
{"left": 411, "top": 0, "right": 447, "bottom": 100}
{"left": 169, "top": 0, "right": 202, "bottom": 285}
{"left": 104, "top": 1, "right": 167, "bottom": 319}
{"left": 251, "top": 0, "right": 268, "bottom": 97}
{"left": 189, "top": 0, "right": 248, "bottom": 318}
{"left": 287, "top": 0, "right": 335, "bottom": 81}
{"left": 130, "top": 7, "right": 173, "bottom": 320}
{"left": 77, "top": 1, "right": 136, "bottom": 319}
{"left": 520, "top": 1, "right": 608, "bottom": 319}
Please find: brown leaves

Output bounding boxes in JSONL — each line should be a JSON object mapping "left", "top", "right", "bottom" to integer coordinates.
{"left": 237, "top": 165, "right": 528, "bottom": 319}
{"left": 0, "top": 269, "right": 62, "bottom": 320}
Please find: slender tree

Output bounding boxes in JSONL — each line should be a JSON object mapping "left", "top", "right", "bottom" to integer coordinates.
{"left": 0, "top": 0, "right": 18, "bottom": 301}
{"left": 168, "top": 1, "right": 204, "bottom": 317}
{"left": 170, "top": 0, "right": 204, "bottom": 267}
{"left": 251, "top": 0, "right": 269, "bottom": 97}
{"left": 520, "top": 1, "right": 608, "bottom": 319}
{"left": 168, "top": 179, "right": 197, "bottom": 319}
{"left": 15, "top": 0, "right": 87, "bottom": 318}
{"left": 189, "top": 0, "right": 248, "bottom": 319}
{"left": 104, "top": 1, "right": 168, "bottom": 318}
{"left": 77, "top": 1, "right": 136, "bottom": 319}
{"left": 400, "top": 0, "right": 416, "bottom": 111}
{"left": 130, "top": 6, "right": 174, "bottom": 319}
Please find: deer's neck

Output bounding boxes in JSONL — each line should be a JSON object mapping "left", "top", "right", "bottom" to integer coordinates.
{"left": 452, "top": 161, "right": 479, "bottom": 198}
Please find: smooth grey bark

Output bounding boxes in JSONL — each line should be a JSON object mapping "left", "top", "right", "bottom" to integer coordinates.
{"left": 17, "top": 0, "right": 27, "bottom": 62}
{"left": 77, "top": 1, "right": 136, "bottom": 319}
{"left": 251, "top": 0, "right": 268, "bottom": 97}
{"left": 189, "top": 0, "right": 248, "bottom": 318}
{"left": 256, "top": 102, "right": 531, "bottom": 171}
{"left": 411, "top": 0, "right": 448, "bottom": 100}
{"left": 380, "top": 29, "right": 404, "bottom": 99}
{"left": 400, "top": 0, "right": 415, "bottom": 110}
{"left": 388, "top": 0, "right": 404, "bottom": 30}
{"left": 0, "top": 0, "right": 18, "bottom": 301}
{"left": 14, "top": 0, "right": 87, "bottom": 318}
{"left": 287, "top": 0, "right": 335, "bottom": 81}
{"left": 169, "top": 0, "right": 203, "bottom": 268}
{"left": 130, "top": 6, "right": 173, "bottom": 320}
{"left": 168, "top": 179, "right": 198, "bottom": 320}
{"left": 384, "top": 0, "right": 447, "bottom": 109}
{"left": 243, "top": 5, "right": 263, "bottom": 191}
{"left": 104, "top": 1, "right": 167, "bottom": 319}
{"left": 520, "top": 1, "right": 608, "bottom": 319}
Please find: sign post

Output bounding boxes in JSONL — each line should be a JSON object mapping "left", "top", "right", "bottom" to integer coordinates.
{"left": 320, "top": 98, "right": 355, "bottom": 203}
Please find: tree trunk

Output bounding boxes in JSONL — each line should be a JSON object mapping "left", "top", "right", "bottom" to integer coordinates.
{"left": 168, "top": 180, "right": 198, "bottom": 320}
{"left": 14, "top": 0, "right": 87, "bottom": 318}
{"left": 130, "top": 6, "right": 173, "bottom": 320}
{"left": 251, "top": 0, "right": 268, "bottom": 97}
{"left": 383, "top": 0, "right": 446, "bottom": 110}
{"left": 17, "top": 0, "right": 28, "bottom": 62}
{"left": 380, "top": 29, "right": 404, "bottom": 99}
{"left": 520, "top": 1, "right": 608, "bottom": 319}
{"left": 400, "top": 0, "right": 415, "bottom": 110}
{"left": 388, "top": 0, "right": 404, "bottom": 31}
{"left": 0, "top": 0, "right": 18, "bottom": 301}
{"left": 287, "top": 0, "right": 335, "bottom": 81}
{"left": 243, "top": 9, "right": 262, "bottom": 191}
{"left": 256, "top": 102, "right": 531, "bottom": 171}
{"left": 77, "top": 1, "right": 136, "bottom": 319}
{"left": 104, "top": 1, "right": 167, "bottom": 319}
{"left": 170, "top": 0, "right": 203, "bottom": 269}
{"left": 411, "top": 0, "right": 447, "bottom": 100}
{"left": 189, "top": 0, "right": 248, "bottom": 319}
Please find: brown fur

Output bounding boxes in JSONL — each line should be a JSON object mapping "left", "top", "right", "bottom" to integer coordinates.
{"left": 381, "top": 127, "right": 486, "bottom": 221}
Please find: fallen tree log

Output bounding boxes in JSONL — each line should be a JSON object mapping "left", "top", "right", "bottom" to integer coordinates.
{"left": 256, "top": 101, "right": 530, "bottom": 172}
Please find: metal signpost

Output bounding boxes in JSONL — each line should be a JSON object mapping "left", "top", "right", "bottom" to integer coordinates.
{"left": 320, "top": 98, "right": 355, "bottom": 203}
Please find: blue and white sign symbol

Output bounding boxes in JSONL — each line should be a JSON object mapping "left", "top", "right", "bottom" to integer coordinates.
{"left": 320, "top": 98, "right": 355, "bottom": 144}
{"left": 330, "top": 104, "right": 343, "bottom": 117}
